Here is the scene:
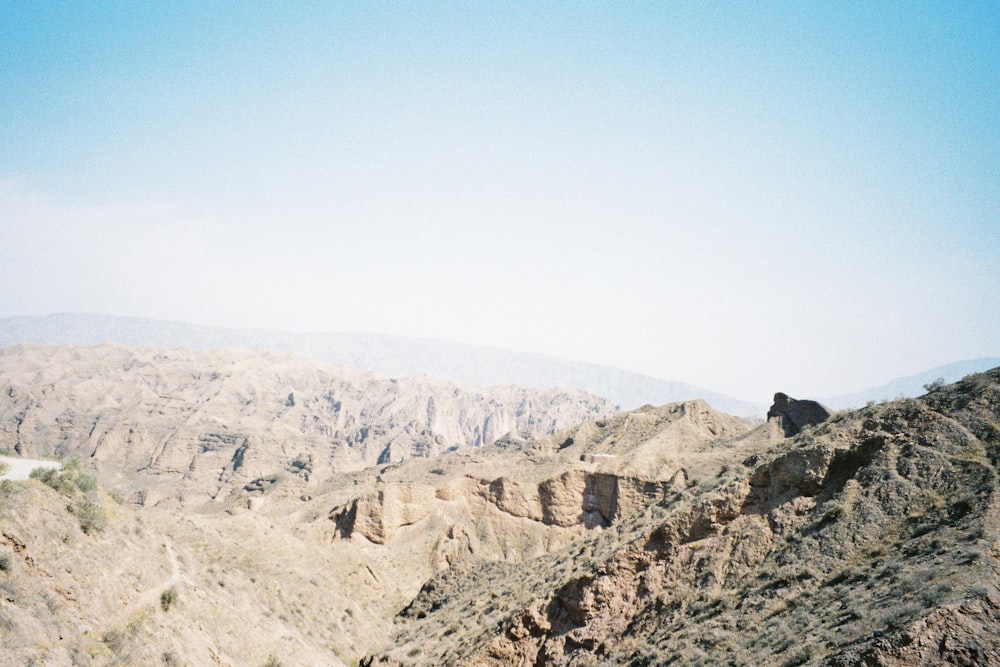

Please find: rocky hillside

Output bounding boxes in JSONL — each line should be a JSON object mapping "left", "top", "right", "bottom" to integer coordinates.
{"left": 0, "top": 345, "right": 614, "bottom": 507}
{"left": 362, "top": 368, "right": 1000, "bottom": 665}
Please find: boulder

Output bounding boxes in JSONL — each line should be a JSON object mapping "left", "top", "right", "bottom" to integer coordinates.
{"left": 766, "top": 392, "right": 831, "bottom": 436}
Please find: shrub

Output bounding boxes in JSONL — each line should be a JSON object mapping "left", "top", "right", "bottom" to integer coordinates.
{"left": 103, "top": 628, "right": 127, "bottom": 655}
{"left": 30, "top": 460, "right": 97, "bottom": 496}
{"left": 73, "top": 496, "right": 107, "bottom": 534}
{"left": 0, "top": 553, "right": 10, "bottom": 572}
{"left": 160, "top": 586, "right": 178, "bottom": 612}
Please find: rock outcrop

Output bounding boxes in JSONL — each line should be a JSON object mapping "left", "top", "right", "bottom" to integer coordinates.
{"left": 766, "top": 391, "right": 832, "bottom": 436}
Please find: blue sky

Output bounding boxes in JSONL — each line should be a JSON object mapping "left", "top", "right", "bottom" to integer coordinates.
{"left": 1, "top": 1, "right": 998, "bottom": 401}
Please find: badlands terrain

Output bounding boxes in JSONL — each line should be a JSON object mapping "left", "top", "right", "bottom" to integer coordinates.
{"left": 0, "top": 344, "right": 998, "bottom": 665}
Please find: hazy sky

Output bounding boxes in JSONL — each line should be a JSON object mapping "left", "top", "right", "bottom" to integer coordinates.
{"left": 1, "top": 2, "right": 998, "bottom": 401}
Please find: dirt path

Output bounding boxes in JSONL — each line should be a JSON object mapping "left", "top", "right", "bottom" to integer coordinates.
{"left": 104, "top": 535, "right": 186, "bottom": 629}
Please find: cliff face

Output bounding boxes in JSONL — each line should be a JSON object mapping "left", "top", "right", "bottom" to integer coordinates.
{"left": 0, "top": 345, "right": 615, "bottom": 507}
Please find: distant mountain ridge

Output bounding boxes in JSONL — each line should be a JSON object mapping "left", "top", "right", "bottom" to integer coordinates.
{"left": 0, "top": 313, "right": 765, "bottom": 417}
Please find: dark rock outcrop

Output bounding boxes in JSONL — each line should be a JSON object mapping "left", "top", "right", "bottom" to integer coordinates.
{"left": 766, "top": 392, "right": 832, "bottom": 436}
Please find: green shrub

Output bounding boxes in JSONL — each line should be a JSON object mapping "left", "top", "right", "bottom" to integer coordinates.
{"left": 76, "top": 473, "right": 97, "bottom": 493}
{"left": 30, "top": 459, "right": 98, "bottom": 495}
{"left": 73, "top": 496, "right": 107, "bottom": 534}
{"left": 30, "top": 463, "right": 91, "bottom": 495}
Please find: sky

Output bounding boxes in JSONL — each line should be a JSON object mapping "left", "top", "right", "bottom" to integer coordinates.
{"left": 1, "top": 1, "right": 998, "bottom": 402}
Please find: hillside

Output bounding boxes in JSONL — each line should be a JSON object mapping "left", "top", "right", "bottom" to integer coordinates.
{"left": 362, "top": 367, "right": 1000, "bottom": 665}
{"left": 1, "top": 346, "right": 998, "bottom": 666}
{"left": 0, "top": 314, "right": 763, "bottom": 416}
